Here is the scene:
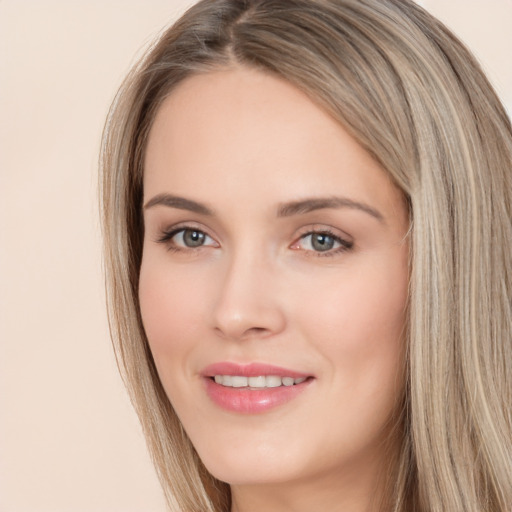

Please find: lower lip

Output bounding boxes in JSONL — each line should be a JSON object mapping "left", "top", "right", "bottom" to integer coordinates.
{"left": 204, "top": 378, "right": 312, "bottom": 413}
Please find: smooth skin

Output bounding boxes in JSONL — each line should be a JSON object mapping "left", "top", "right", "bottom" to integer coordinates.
{"left": 139, "top": 67, "right": 410, "bottom": 512}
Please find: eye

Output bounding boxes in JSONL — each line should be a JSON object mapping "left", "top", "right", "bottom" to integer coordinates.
{"left": 175, "top": 229, "right": 210, "bottom": 248}
{"left": 157, "top": 227, "right": 218, "bottom": 251}
{"left": 291, "top": 230, "right": 353, "bottom": 256}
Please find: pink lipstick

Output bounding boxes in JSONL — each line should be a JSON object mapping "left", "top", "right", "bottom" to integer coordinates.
{"left": 201, "top": 362, "right": 313, "bottom": 413}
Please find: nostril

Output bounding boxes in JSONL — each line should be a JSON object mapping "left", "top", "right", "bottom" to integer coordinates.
{"left": 213, "top": 324, "right": 274, "bottom": 341}
{"left": 249, "top": 327, "right": 268, "bottom": 334}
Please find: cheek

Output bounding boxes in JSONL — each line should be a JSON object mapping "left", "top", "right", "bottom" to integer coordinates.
{"left": 138, "top": 255, "right": 205, "bottom": 360}
{"left": 298, "top": 256, "right": 406, "bottom": 339}
{"left": 294, "top": 250, "right": 408, "bottom": 399}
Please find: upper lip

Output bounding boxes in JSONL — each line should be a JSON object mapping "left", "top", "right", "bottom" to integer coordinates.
{"left": 201, "top": 362, "right": 312, "bottom": 379}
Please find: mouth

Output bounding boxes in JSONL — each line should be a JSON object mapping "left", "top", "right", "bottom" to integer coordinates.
{"left": 201, "top": 362, "right": 314, "bottom": 413}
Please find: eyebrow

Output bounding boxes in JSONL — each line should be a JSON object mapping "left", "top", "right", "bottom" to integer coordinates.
{"left": 144, "top": 193, "right": 214, "bottom": 215}
{"left": 277, "top": 196, "right": 384, "bottom": 222}
{"left": 144, "top": 193, "right": 384, "bottom": 222}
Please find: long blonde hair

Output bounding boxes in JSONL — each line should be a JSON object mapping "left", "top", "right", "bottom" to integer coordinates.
{"left": 99, "top": 1, "right": 512, "bottom": 510}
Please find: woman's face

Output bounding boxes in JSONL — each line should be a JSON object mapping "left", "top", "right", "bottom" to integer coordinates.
{"left": 140, "top": 67, "right": 409, "bottom": 492}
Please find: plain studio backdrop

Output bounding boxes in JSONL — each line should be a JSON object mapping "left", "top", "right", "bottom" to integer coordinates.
{"left": 0, "top": 1, "right": 510, "bottom": 511}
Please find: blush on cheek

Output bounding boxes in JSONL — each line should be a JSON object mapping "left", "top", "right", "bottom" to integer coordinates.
{"left": 297, "top": 270, "right": 406, "bottom": 373}
{"left": 139, "top": 266, "right": 208, "bottom": 360}
{"left": 139, "top": 269, "right": 176, "bottom": 347}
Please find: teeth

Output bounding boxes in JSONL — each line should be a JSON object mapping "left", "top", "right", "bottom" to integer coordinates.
{"left": 248, "top": 376, "right": 266, "bottom": 388}
{"left": 231, "top": 376, "right": 248, "bottom": 388}
{"left": 266, "top": 376, "right": 282, "bottom": 388}
{"left": 213, "top": 375, "right": 307, "bottom": 388}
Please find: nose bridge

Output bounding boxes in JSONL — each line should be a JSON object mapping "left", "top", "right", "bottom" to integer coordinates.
{"left": 212, "top": 242, "right": 285, "bottom": 340}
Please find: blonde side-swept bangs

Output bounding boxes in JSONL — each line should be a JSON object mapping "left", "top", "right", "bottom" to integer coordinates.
{"left": 99, "top": 1, "right": 512, "bottom": 510}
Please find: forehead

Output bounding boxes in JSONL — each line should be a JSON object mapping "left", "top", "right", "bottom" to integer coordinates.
{"left": 143, "top": 67, "right": 404, "bottom": 220}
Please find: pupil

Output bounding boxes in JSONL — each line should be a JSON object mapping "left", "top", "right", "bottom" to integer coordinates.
{"left": 312, "top": 234, "right": 334, "bottom": 251}
{"left": 184, "top": 230, "right": 205, "bottom": 247}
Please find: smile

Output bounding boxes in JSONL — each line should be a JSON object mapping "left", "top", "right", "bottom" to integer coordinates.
{"left": 213, "top": 375, "right": 307, "bottom": 388}
{"left": 202, "top": 363, "right": 313, "bottom": 413}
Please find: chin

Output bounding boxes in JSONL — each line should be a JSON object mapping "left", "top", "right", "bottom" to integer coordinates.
{"left": 193, "top": 434, "right": 309, "bottom": 486}
{"left": 203, "top": 457, "right": 302, "bottom": 487}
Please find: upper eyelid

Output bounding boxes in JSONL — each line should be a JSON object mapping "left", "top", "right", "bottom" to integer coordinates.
{"left": 158, "top": 221, "right": 213, "bottom": 237}
{"left": 294, "top": 224, "right": 353, "bottom": 242}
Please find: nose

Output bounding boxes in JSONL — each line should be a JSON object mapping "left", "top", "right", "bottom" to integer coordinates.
{"left": 211, "top": 251, "right": 286, "bottom": 341}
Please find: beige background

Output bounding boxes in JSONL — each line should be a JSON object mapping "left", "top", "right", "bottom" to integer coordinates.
{"left": 1, "top": 1, "right": 510, "bottom": 511}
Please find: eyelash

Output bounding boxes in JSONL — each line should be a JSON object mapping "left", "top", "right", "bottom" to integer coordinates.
{"left": 156, "top": 225, "right": 354, "bottom": 257}
{"left": 156, "top": 225, "right": 217, "bottom": 253}
{"left": 293, "top": 229, "right": 353, "bottom": 257}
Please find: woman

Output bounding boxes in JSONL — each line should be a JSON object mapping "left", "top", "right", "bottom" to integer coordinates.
{"left": 99, "top": 0, "right": 512, "bottom": 510}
